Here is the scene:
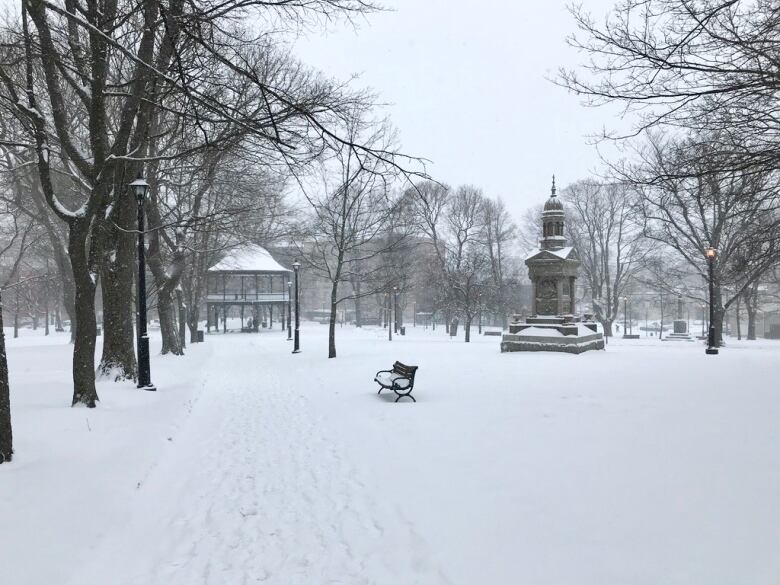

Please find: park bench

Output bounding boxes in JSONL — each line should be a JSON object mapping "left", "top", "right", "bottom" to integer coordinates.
{"left": 374, "top": 361, "right": 418, "bottom": 402}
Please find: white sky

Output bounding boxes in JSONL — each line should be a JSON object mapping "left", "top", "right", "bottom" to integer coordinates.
{"left": 292, "top": 0, "right": 622, "bottom": 221}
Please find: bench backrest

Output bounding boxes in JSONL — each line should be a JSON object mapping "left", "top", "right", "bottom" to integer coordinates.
{"left": 392, "top": 361, "right": 418, "bottom": 379}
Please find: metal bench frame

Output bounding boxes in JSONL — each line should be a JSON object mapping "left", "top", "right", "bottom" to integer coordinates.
{"left": 374, "top": 361, "right": 418, "bottom": 402}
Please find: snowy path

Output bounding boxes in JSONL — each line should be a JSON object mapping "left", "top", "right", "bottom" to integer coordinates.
{"left": 71, "top": 335, "right": 449, "bottom": 585}
{"left": 6, "top": 326, "right": 780, "bottom": 584}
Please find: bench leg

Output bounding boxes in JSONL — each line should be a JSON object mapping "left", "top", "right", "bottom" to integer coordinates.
{"left": 394, "top": 392, "right": 416, "bottom": 403}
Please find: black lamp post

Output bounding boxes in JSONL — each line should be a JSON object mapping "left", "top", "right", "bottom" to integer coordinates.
{"left": 393, "top": 287, "right": 399, "bottom": 334}
{"left": 286, "top": 281, "right": 292, "bottom": 341}
{"left": 292, "top": 261, "right": 301, "bottom": 353}
{"left": 130, "top": 175, "right": 155, "bottom": 391}
{"left": 388, "top": 292, "right": 393, "bottom": 341}
{"left": 705, "top": 247, "right": 719, "bottom": 355}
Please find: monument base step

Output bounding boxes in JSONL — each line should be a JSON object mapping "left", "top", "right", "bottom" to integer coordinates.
{"left": 664, "top": 333, "right": 695, "bottom": 341}
{"left": 501, "top": 331, "right": 604, "bottom": 354}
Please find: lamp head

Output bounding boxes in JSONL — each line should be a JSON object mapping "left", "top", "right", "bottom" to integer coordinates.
{"left": 705, "top": 247, "right": 717, "bottom": 259}
{"left": 129, "top": 174, "right": 150, "bottom": 201}
{"left": 292, "top": 259, "right": 300, "bottom": 270}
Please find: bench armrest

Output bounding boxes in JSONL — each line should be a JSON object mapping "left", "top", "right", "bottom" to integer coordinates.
{"left": 392, "top": 376, "right": 412, "bottom": 390}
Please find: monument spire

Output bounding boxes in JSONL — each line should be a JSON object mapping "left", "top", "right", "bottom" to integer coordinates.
{"left": 541, "top": 174, "right": 565, "bottom": 251}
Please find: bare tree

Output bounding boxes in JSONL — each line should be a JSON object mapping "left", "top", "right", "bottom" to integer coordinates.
{"left": 0, "top": 204, "right": 37, "bottom": 464}
{"left": 562, "top": 179, "right": 651, "bottom": 336}
{"left": 0, "top": 0, "right": 422, "bottom": 406}
{"left": 629, "top": 133, "right": 780, "bottom": 345}
{"left": 299, "top": 118, "right": 403, "bottom": 358}
{"left": 412, "top": 182, "right": 492, "bottom": 341}
{"left": 480, "top": 197, "right": 517, "bottom": 328}
{"left": 560, "top": 0, "right": 780, "bottom": 174}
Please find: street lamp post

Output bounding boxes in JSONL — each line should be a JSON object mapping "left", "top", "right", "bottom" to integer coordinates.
{"left": 292, "top": 261, "right": 301, "bottom": 354}
{"left": 130, "top": 175, "right": 155, "bottom": 391}
{"left": 705, "top": 247, "right": 719, "bottom": 354}
{"left": 286, "top": 281, "right": 292, "bottom": 341}
{"left": 393, "top": 287, "right": 399, "bottom": 334}
{"left": 388, "top": 291, "right": 393, "bottom": 341}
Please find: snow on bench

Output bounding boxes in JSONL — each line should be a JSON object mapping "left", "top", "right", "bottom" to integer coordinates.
{"left": 374, "top": 361, "right": 418, "bottom": 403}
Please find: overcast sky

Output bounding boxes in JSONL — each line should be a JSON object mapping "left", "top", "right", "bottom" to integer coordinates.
{"left": 292, "top": 0, "right": 621, "bottom": 221}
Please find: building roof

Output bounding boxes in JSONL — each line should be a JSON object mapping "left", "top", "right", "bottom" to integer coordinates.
{"left": 209, "top": 245, "right": 290, "bottom": 273}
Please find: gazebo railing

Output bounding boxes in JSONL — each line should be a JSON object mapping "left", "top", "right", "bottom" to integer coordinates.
{"left": 207, "top": 292, "right": 289, "bottom": 302}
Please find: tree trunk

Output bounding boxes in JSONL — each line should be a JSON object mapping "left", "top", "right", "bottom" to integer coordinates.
{"left": 186, "top": 264, "right": 204, "bottom": 343}
{"left": 328, "top": 282, "right": 339, "bottom": 358}
{"left": 353, "top": 280, "right": 362, "bottom": 327}
{"left": 96, "top": 171, "right": 137, "bottom": 380}
{"left": 158, "top": 286, "right": 183, "bottom": 356}
{"left": 98, "top": 266, "right": 137, "bottom": 381}
{"left": 747, "top": 311, "right": 757, "bottom": 340}
{"left": 464, "top": 315, "right": 472, "bottom": 342}
{"left": 63, "top": 273, "right": 77, "bottom": 344}
{"left": 735, "top": 296, "right": 742, "bottom": 340}
{"left": 188, "top": 312, "right": 199, "bottom": 343}
{"left": 70, "top": 226, "right": 99, "bottom": 408}
{"left": 600, "top": 318, "right": 613, "bottom": 337}
{"left": 744, "top": 285, "right": 758, "bottom": 340}
{"left": 0, "top": 291, "right": 13, "bottom": 463}
{"left": 177, "top": 291, "right": 187, "bottom": 350}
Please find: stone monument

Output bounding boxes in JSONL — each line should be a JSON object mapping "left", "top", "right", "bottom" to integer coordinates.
{"left": 501, "top": 177, "right": 604, "bottom": 354}
{"left": 664, "top": 295, "right": 694, "bottom": 341}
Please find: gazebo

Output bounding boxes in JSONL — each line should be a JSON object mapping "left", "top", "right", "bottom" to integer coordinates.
{"left": 206, "top": 245, "right": 291, "bottom": 333}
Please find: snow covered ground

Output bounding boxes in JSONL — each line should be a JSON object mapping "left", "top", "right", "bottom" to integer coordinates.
{"left": 2, "top": 324, "right": 780, "bottom": 584}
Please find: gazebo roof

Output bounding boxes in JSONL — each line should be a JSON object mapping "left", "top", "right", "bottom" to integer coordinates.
{"left": 209, "top": 245, "right": 290, "bottom": 273}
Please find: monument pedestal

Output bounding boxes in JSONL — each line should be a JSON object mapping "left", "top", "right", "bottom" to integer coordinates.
{"left": 664, "top": 319, "right": 694, "bottom": 341}
{"left": 501, "top": 314, "right": 604, "bottom": 354}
